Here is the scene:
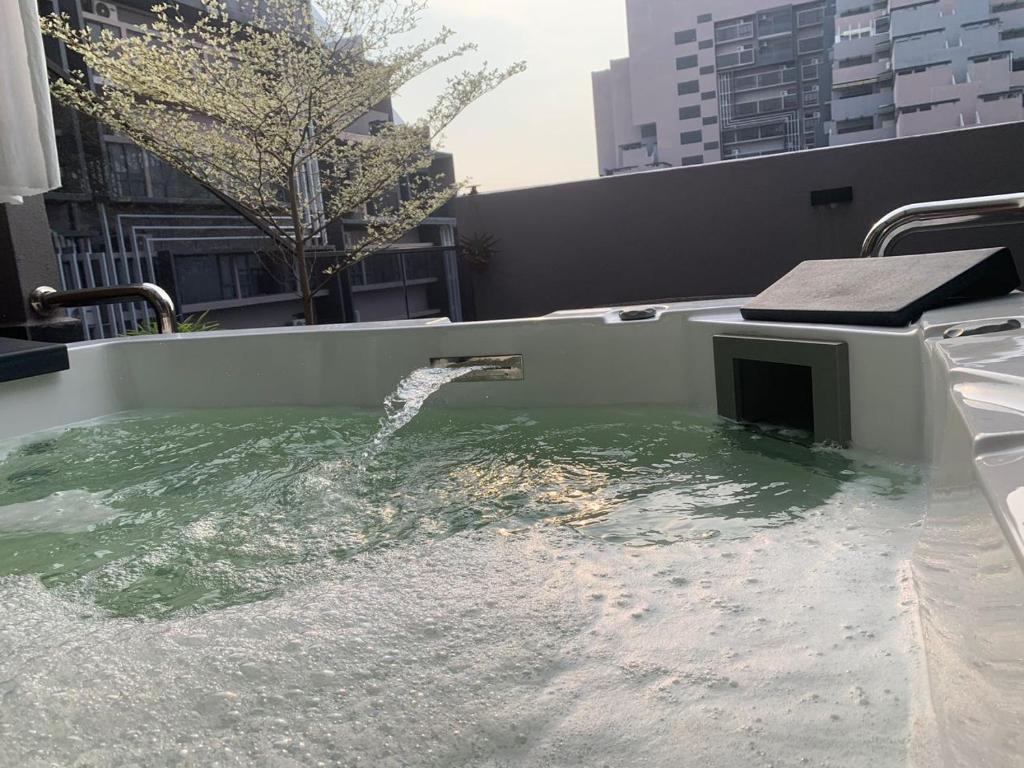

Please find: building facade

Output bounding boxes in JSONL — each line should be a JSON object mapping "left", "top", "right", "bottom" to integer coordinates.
{"left": 40, "top": 0, "right": 463, "bottom": 337}
{"left": 594, "top": 0, "right": 1024, "bottom": 174}
{"left": 831, "top": 0, "right": 1024, "bottom": 145}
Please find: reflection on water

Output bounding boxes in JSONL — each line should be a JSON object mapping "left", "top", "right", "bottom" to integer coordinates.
{"left": 0, "top": 407, "right": 918, "bottom": 617}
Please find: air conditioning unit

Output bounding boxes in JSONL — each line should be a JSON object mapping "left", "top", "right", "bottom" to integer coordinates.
{"left": 94, "top": 1, "right": 113, "bottom": 18}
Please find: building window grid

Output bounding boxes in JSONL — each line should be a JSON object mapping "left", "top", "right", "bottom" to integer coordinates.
{"left": 757, "top": 9, "right": 794, "bottom": 37}
{"left": 716, "top": 19, "right": 755, "bottom": 43}
{"left": 717, "top": 46, "right": 756, "bottom": 69}
{"left": 797, "top": 7, "right": 825, "bottom": 27}
{"left": 797, "top": 36, "right": 824, "bottom": 54}
{"left": 733, "top": 66, "right": 798, "bottom": 93}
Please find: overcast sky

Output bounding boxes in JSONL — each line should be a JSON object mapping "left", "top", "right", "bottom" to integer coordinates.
{"left": 392, "top": 0, "right": 628, "bottom": 192}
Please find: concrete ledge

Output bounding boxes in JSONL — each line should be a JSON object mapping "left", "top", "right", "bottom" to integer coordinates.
{"left": 0, "top": 337, "right": 70, "bottom": 383}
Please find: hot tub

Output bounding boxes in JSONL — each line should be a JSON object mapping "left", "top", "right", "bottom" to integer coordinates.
{"left": 1, "top": 296, "right": 1022, "bottom": 767}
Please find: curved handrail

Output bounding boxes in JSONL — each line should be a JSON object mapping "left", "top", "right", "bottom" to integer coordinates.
{"left": 860, "top": 192, "right": 1024, "bottom": 258}
{"left": 30, "top": 283, "right": 178, "bottom": 334}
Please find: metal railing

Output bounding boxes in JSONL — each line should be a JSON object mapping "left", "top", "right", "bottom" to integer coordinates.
{"left": 31, "top": 284, "right": 178, "bottom": 334}
{"left": 860, "top": 192, "right": 1024, "bottom": 257}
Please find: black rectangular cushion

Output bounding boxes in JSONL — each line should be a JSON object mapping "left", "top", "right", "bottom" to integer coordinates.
{"left": 741, "top": 247, "right": 1021, "bottom": 327}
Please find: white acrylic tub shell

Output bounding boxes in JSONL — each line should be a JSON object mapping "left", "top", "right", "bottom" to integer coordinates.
{"left": 2, "top": 294, "right": 1024, "bottom": 766}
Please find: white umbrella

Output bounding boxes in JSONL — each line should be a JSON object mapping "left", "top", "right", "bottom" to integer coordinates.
{"left": 0, "top": 0, "right": 61, "bottom": 204}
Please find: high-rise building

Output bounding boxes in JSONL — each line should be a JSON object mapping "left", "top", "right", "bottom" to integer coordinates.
{"left": 831, "top": 0, "right": 1024, "bottom": 145}
{"left": 594, "top": 0, "right": 1024, "bottom": 175}
{"left": 593, "top": 0, "right": 835, "bottom": 174}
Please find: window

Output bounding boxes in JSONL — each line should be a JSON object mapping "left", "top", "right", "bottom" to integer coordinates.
{"left": 893, "top": 28, "right": 943, "bottom": 44}
{"left": 680, "top": 130, "right": 703, "bottom": 144}
{"left": 700, "top": 64, "right": 715, "bottom": 75}
{"left": 176, "top": 253, "right": 297, "bottom": 307}
{"left": 704, "top": 141, "right": 720, "bottom": 150}
{"left": 717, "top": 45, "right": 755, "bottom": 68}
{"left": 679, "top": 105, "right": 701, "bottom": 120}
{"left": 176, "top": 254, "right": 236, "bottom": 305}
{"left": 971, "top": 52, "right": 1010, "bottom": 64}
{"left": 838, "top": 26, "right": 872, "bottom": 41}
{"left": 676, "top": 54, "right": 699, "bottom": 69}
{"left": 734, "top": 66, "right": 797, "bottom": 92}
{"left": 703, "top": 115, "right": 718, "bottom": 125}
{"left": 798, "top": 36, "right": 824, "bottom": 53}
{"left": 797, "top": 7, "right": 824, "bottom": 27}
{"left": 1002, "top": 28, "right": 1024, "bottom": 41}
{"left": 699, "top": 39, "right": 715, "bottom": 49}
{"left": 675, "top": 29, "right": 697, "bottom": 44}
{"left": 722, "top": 122, "right": 787, "bottom": 143}
{"left": 802, "top": 83, "right": 819, "bottom": 106}
{"left": 733, "top": 93, "right": 796, "bottom": 117}
{"left": 86, "top": 19, "right": 120, "bottom": 40}
{"left": 839, "top": 83, "right": 877, "bottom": 98}
{"left": 836, "top": 117, "right": 875, "bottom": 134}
{"left": 979, "top": 91, "right": 1019, "bottom": 102}
{"left": 716, "top": 18, "right": 754, "bottom": 43}
{"left": 697, "top": 13, "right": 712, "bottom": 23}
{"left": 701, "top": 90, "right": 717, "bottom": 100}
{"left": 759, "top": 37, "right": 793, "bottom": 61}
{"left": 678, "top": 80, "right": 699, "bottom": 95}
{"left": 757, "top": 9, "right": 793, "bottom": 36}
{"left": 147, "top": 155, "right": 208, "bottom": 199}
{"left": 105, "top": 141, "right": 147, "bottom": 197}
{"left": 680, "top": 156, "right": 703, "bottom": 166}
{"left": 838, "top": 55, "right": 873, "bottom": 68}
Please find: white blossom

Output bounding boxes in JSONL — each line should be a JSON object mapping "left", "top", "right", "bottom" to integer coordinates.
{"left": 42, "top": 0, "right": 523, "bottom": 323}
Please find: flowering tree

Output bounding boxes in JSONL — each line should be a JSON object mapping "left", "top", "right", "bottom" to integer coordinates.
{"left": 41, "top": 0, "right": 522, "bottom": 323}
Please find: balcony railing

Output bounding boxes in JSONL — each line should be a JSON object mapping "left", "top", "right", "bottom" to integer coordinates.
{"left": 716, "top": 22, "right": 754, "bottom": 43}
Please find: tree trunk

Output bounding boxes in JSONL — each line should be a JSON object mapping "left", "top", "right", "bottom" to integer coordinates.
{"left": 295, "top": 237, "right": 315, "bottom": 325}
{"left": 288, "top": 172, "right": 315, "bottom": 326}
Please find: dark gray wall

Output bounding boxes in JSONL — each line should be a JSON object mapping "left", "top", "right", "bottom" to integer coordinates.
{"left": 456, "top": 122, "right": 1024, "bottom": 320}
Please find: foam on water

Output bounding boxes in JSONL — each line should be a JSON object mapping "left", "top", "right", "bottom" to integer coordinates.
{"left": 0, "top": 406, "right": 931, "bottom": 766}
{"left": 0, "top": 489, "right": 120, "bottom": 533}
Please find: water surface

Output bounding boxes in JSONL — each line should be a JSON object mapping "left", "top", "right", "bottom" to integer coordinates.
{"left": 0, "top": 407, "right": 915, "bottom": 617}
{"left": 0, "top": 407, "right": 930, "bottom": 767}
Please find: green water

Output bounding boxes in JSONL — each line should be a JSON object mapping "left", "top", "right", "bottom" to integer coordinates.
{"left": 0, "top": 407, "right": 917, "bottom": 618}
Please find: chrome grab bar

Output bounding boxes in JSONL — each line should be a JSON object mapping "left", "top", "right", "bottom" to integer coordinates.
{"left": 30, "top": 284, "right": 178, "bottom": 334}
{"left": 860, "top": 192, "right": 1024, "bottom": 258}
